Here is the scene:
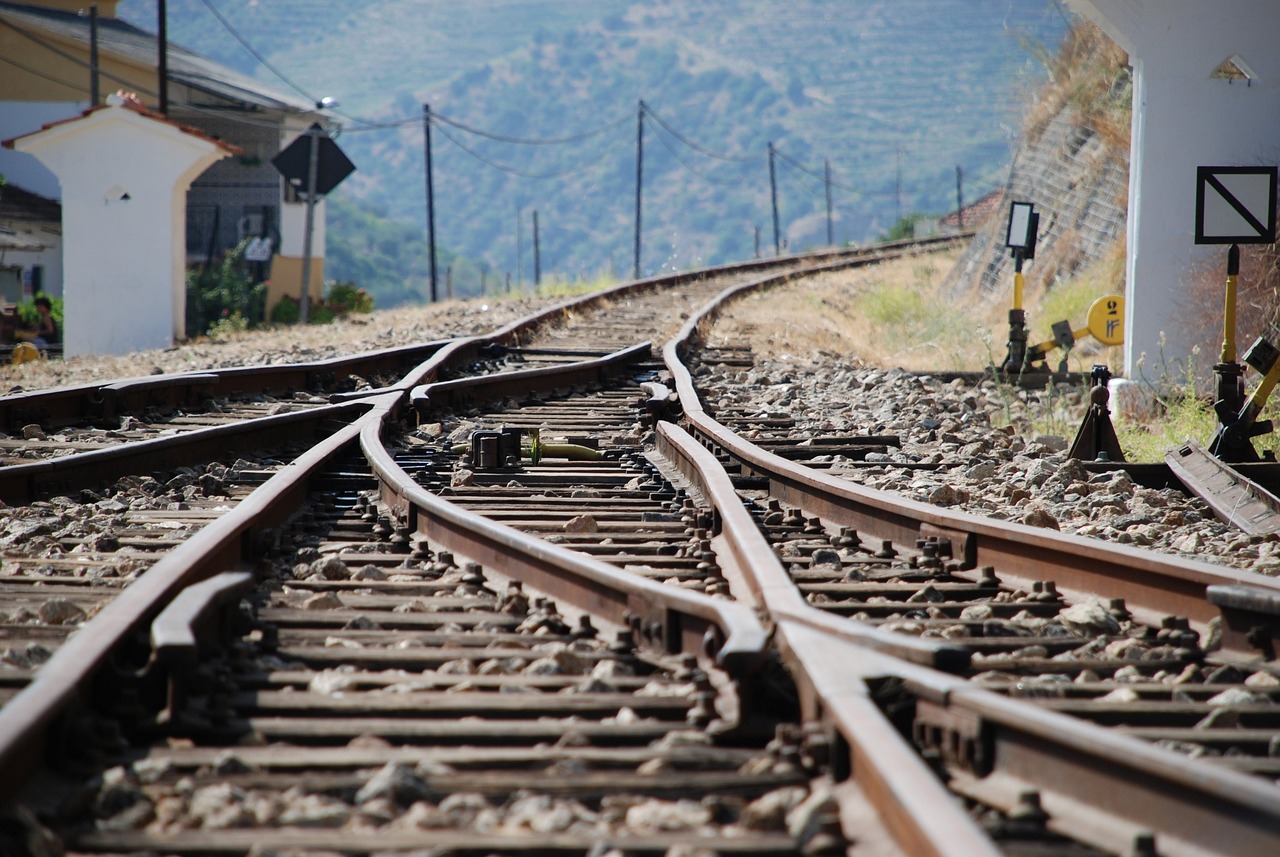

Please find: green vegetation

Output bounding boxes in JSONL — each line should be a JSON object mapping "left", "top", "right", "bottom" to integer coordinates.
{"left": 119, "top": 0, "right": 1067, "bottom": 284}
{"left": 15, "top": 294, "right": 61, "bottom": 330}
{"left": 876, "top": 214, "right": 931, "bottom": 243}
{"left": 185, "top": 242, "right": 266, "bottom": 338}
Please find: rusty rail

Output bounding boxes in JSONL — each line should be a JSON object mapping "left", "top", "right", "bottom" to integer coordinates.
{"left": 1166, "top": 440, "right": 1280, "bottom": 534}
{"left": 664, "top": 304, "right": 1280, "bottom": 656}
{"left": 0, "top": 394, "right": 393, "bottom": 802}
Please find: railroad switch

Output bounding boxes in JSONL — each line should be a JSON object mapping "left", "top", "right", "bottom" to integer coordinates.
{"left": 1209, "top": 332, "right": 1280, "bottom": 461}
{"left": 1067, "top": 365, "right": 1126, "bottom": 461}
{"left": 469, "top": 427, "right": 523, "bottom": 470}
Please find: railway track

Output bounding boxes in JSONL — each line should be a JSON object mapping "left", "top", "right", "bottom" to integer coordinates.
{"left": 1, "top": 237, "right": 1277, "bottom": 856}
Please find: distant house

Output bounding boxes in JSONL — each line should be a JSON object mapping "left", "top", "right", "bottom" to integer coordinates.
{"left": 938, "top": 189, "right": 1004, "bottom": 234}
{"left": 0, "top": 0, "right": 334, "bottom": 317}
{"left": 0, "top": 183, "right": 59, "bottom": 303}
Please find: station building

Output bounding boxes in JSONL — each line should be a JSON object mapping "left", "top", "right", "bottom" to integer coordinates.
{"left": 0, "top": 0, "right": 333, "bottom": 353}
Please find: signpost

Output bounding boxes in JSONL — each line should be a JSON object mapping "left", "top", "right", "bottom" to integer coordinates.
{"left": 1000, "top": 201, "right": 1039, "bottom": 372}
{"left": 272, "top": 124, "right": 355, "bottom": 323}
{"left": 1195, "top": 166, "right": 1279, "bottom": 460}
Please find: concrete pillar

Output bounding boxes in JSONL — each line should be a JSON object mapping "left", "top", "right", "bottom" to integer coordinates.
{"left": 4, "top": 96, "right": 233, "bottom": 357}
{"left": 1067, "top": 1, "right": 1280, "bottom": 382}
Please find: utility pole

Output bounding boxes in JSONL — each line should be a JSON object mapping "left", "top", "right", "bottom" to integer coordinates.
{"left": 157, "top": 0, "right": 168, "bottom": 114}
{"left": 825, "top": 157, "right": 834, "bottom": 246}
{"left": 633, "top": 100, "right": 645, "bottom": 280}
{"left": 516, "top": 206, "right": 523, "bottom": 290}
{"left": 895, "top": 146, "right": 903, "bottom": 224}
{"left": 533, "top": 209, "right": 542, "bottom": 288}
{"left": 298, "top": 124, "right": 321, "bottom": 324}
{"left": 955, "top": 165, "right": 964, "bottom": 229}
{"left": 88, "top": 6, "right": 100, "bottom": 105}
{"left": 422, "top": 104, "right": 438, "bottom": 303}
{"left": 768, "top": 142, "right": 780, "bottom": 256}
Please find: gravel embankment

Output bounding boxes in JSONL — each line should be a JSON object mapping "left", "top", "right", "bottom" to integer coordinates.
{"left": 0, "top": 296, "right": 556, "bottom": 394}
{"left": 692, "top": 353, "right": 1273, "bottom": 576}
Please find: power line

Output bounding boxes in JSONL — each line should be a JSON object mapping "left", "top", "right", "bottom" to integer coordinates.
{"left": 0, "top": 52, "right": 86, "bottom": 96}
{"left": 0, "top": 13, "right": 293, "bottom": 132}
{"left": 195, "top": 0, "right": 320, "bottom": 106}
{"left": 774, "top": 155, "right": 826, "bottom": 198}
{"left": 646, "top": 120, "right": 740, "bottom": 186}
{"left": 641, "top": 103, "right": 758, "bottom": 163}
{"left": 0, "top": 14, "right": 141, "bottom": 96}
{"left": 432, "top": 110, "right": 631, "bottom": 145}
{"left": 431, "top": 119, "right": 619, "bottom": 180}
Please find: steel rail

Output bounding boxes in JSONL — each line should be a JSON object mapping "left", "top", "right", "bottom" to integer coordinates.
{"left": 663, "top": 292, "right": 1280, "bottom": 656}
{"left": 655, "top": 420, "right": 968, "bottom": 670}
{"left": 857, "top": 646, "right": 1280, "bottom": 857}
{"left": 0, "top": 399, "right": 372, "bottom": 504}
{"left": 1166, "top": 439, "right": 1280, "bottom": 534}
{"left": 0, "top": 394, "right": 391, "bottom": 803}
{"left": 654, "top": 420, "right": 996, "bottom": 857}
{"left": 0, "top": 339, "right": 456, "bottom": 432}
{"left": 365, "top": 386, "right": 768, "bottom": 678}
{"left": 410, "top": 341, "right": 655, "bottom": 413}
{"left": 0, "top": 235, "right": 961, "bottom": 435}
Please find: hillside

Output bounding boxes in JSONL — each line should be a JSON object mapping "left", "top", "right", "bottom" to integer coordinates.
{"left": 117, "top": 0, "right": 1068, "bottom": 301}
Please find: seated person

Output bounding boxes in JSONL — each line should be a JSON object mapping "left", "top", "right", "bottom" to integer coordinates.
{"left": 12, "top": 297, "right": 60, "bottom": 351}
{"left": 30, "top": 297, "right": 59, "bottom": 350}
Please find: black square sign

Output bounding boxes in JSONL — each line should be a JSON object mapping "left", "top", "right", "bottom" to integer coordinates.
{"left": 272, "top": 124, "right": 356, "bottom": 198}
{"left": 1195, "top": 166, "right": 1277, "bottom": 244}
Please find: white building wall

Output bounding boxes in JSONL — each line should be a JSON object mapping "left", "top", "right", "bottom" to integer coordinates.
{"left": 11, "top": 105, "right": 230, "bottom": 357}
{"left": 1068, "top": 1, "right": 1280, "bottom": 381}
{"left": 0, "top": 101, "right": 86, "bottom": 199}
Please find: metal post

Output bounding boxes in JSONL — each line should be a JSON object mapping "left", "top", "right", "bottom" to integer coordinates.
{"left": 423, "top": 104, "right": 438, "bottom": 303}
{"left": 768, "top": 142, "right": 780, "bottom": 256}
{"left": 157, "top": 0, "right": 168, "bottom": 115}
{"left": 88, "top": 6, "right": 100, "bottom": 106}
{"left": 533, "top": 209, "right": 541, "bottom": 287}
{"left": 298, "top": 125, "right": 320, "bottom": 324}
{"left": 825, "top": 158, "right": 834, "bottom": 246}
{"left": 895, "top": 146, "right": 903, "bottom": 224}
{"left": 634, "top": 100, "right": 644, "bottom": 280}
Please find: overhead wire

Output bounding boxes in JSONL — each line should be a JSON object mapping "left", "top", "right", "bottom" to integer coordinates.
{"left": 431, "top": 119, "right": 620, "bottom": 180}
{"left": 647, "top": 121, "right": 736, "bottom": 186}
{"left": 774, "top": 155, "right": 828, "bottom": 199}
{"left": 0, "top": 11, "right": 302, "bottom": 132}
{"left": 195, "top": 0, "right": 320, "bottom": 106}
{"left": 0, "top": 52, "right": 87, "bottom": 97}
{"left": 640, "top": 103, "right": 758, "bottom": 163}
{"left": 432, "top": 110, "right": 631, "bottom": 145}
{"left": 0, "top": 14, "right": 145, "bottom": 97}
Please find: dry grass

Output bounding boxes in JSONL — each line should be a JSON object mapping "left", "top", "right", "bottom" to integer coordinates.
{"left": 716, "top": 248, "right": 1124, "bottom": 375}
{"left": 1022, "top": 22, "right": 1131, "bottom": 148}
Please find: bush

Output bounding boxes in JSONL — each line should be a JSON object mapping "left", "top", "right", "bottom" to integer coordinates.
{"left": 186, "top": 240, "right": 266, "bottom": 337}
{"left": 268, "top": 295, "right": 341, "bottom": 326}
{"left": 325, "top": 280, "right": 374, "bottom": 315}
{"left": 269, "top": 296, "right": 300, "bottom": 325}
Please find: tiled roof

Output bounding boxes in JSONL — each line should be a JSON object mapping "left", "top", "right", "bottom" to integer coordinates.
{"left": 4, "top": 94, "right": 242, "bottom": 153}
{"left": 939, "top": 189, "right": 1004, "bottom": 229}
{"left": 0, "top": 1, "right": 316, "bottom": 114}
{"left": 0, "top": 183, "right": 60, "bottom": 224}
